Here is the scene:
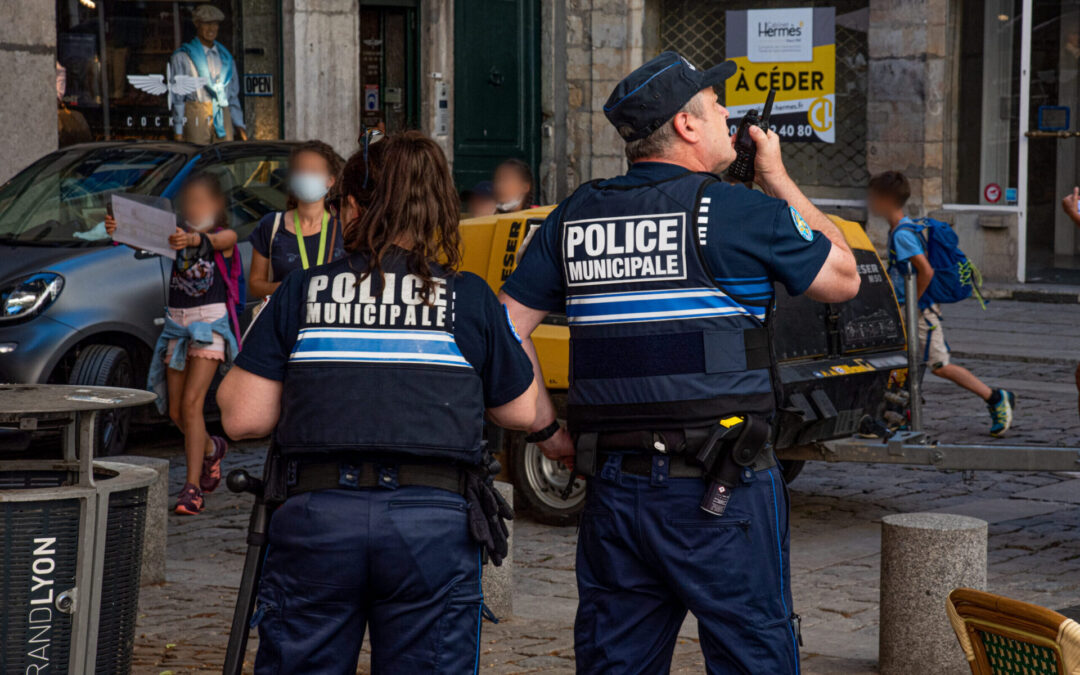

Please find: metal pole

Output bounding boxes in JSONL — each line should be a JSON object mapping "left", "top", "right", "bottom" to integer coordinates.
{"left": 904, "top": 272, "right": 922, "bottom": 431}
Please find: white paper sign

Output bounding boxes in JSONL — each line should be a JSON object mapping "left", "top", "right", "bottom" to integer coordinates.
{"left": 110, "top": 194, "right": 177, "bottom": 259}
{"left": 747, "top": 8, "right": 814, "bottom": 63}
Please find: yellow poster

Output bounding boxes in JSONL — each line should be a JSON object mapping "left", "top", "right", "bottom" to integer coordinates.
{"left": 725, "top": 7, "right": 836, "bottom": 143}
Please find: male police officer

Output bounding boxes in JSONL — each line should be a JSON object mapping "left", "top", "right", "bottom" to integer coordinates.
{"left": 218, "top": 132, "right": 536, "bottom": 673}
{"left": 500, "top": 52, "right": 860, "bottom": 673}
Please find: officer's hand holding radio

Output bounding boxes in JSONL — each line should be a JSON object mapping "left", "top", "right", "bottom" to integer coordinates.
{"left": 746, "top": 125, "right": 788, "bottom": 194}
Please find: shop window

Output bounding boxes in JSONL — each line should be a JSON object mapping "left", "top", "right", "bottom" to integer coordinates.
{"left": 659, "top": 0, "right": 869, "bottom": 195}
{"left": 56, "top": 0, "right": 280, "bottom": 143}
{"left": 947, "top": 1, "right": 1022, "bottom": 205}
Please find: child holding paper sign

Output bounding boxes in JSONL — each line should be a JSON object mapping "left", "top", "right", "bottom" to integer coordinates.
{"left": 107, "top": 173, "right": 242, "bottom": 515}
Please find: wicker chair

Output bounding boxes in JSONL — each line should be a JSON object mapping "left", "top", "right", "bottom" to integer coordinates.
{"left": 947, "top": 588, "right": 1080, "bottom": 675}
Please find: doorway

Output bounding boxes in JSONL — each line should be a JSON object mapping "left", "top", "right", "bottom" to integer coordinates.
{"left": 359, "top": 2, "right": 420, "bottom": 135}
{"left": 452, "top": 0, "right": 541, "bottom": 191}
{"left": 1024, "top": 0, "right": 1080, "bottom": 282}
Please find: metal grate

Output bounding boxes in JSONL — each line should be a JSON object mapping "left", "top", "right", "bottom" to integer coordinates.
{"left": 95, "top": 486, "right": 149, "bottom": 674}
{"left": 659, "top": 0, "right": 869, "bottom": 189}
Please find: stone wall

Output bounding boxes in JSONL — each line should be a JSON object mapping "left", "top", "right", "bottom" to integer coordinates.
{"left": 563, "top": 0, "right": 648, "bottom": 195}
{"left": 0, "top": 1, "right": 58, "bottom": 184}
{"left": 866, "top": 0, "right": 948, "bottom": 220}
{"left": 281, "top": 0, "right": 361, "bottom": 157}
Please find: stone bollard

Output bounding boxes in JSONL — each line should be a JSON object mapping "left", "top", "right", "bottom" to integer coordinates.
{"left": 879, "top": 513, "right": 987, "bottom": 675}
{"left": 482, "top": 480, "right": 513, "bottom": 619}
{"left": 115, "top": 455, "right": 170, "bottom": 585}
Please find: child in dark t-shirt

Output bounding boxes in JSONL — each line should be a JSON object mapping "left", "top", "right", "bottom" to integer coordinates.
{"left": 107, "top": 173, "right": 240, "bottom": 514}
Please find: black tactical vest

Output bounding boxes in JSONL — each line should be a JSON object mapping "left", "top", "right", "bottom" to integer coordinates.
{"left": 275, "top": 252, "right": 486, "bottom": 464}
{"left": 559, "top": 171, "right": 774, "bottom": 433}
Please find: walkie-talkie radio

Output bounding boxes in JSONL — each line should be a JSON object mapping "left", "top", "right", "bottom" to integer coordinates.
{"left": 725, "top": 88, "right": 776, "bottom": 184}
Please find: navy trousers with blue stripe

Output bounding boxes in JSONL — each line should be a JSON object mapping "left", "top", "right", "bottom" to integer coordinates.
{"left": 575, "top": 457, "right": 799, "bottom": 674}
{"left": 252, "top": 486, "right": 483, "bottom": 675}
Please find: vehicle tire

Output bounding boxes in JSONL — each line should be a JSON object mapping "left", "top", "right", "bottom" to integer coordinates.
{"left": 779, "top": 458, "right": 805, "bottom": 485}
{"left": 69, "top": 344, "right": 134, "bottom": 457}
{"left": 509, "top": 428, "right": 585, "bottom": 526}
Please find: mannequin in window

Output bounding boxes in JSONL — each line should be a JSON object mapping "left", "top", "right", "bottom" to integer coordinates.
{"left": 170, "top": 4, "right": 247, "bottom": 144}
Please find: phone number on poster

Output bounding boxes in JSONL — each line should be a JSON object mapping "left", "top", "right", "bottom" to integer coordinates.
{"left": 729, "top": 124, "right": 815, "bottom": 139}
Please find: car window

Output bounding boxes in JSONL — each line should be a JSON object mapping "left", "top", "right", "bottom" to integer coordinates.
{"left": 197, "top": 153, "right": 289, "bottom": 240}
{"left": 0, "top": 147, "right": 185, "bottom": 245}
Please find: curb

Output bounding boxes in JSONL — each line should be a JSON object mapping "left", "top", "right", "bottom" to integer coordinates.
{"left": 951, "top": 350, "right": 1077, "bottom": 367}
{"left": 982, "top": 288, "right": 1080, "bottom": 305}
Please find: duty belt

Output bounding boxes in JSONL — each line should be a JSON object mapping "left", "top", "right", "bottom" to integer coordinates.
{"left": 608, "top": 450, "right": 776, "bottom": 479}
{"left": 286, "top": 461, "right": 467, "bottom": 498}
{"left": 574, "top": 415, "right": 773, "bottom": 480}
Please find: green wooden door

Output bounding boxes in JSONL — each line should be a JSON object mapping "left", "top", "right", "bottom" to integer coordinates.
{"left": 453, "top": 0, "right": 540, "bottom": 191}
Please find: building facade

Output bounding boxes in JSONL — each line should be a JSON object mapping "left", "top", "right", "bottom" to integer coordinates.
{"left": 2, "top": 0, "right": 1076, "bottom": 284}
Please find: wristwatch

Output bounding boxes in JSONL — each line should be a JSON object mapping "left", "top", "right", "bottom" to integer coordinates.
{"left": 525, "top": 420, "right": 561, "bottom": 444}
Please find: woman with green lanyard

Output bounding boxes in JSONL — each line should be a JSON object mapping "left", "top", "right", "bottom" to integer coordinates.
{"left": 248, "top": 141, "right": 346, "bottom": 299}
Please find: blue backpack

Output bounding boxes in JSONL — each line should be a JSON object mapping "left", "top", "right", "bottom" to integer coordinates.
{"left": 888, "top": 217, "right": 986, "bottom": 308}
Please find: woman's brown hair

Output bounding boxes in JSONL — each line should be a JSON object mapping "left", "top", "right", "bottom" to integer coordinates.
{"left": 339, "top": 139, "right": 387, "bottom": 236}
{"left": 345, "top": 131, "right": 462, "bottom": 302}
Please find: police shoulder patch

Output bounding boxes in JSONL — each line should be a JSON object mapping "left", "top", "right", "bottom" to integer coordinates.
{"left": 790, "top": 206, "right": 813, "bottom": 242}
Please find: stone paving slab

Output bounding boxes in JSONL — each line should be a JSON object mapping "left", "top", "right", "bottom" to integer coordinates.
{"left": 1011, "top": 478, "right": 1080, "bottom": 504}
{"left": 126, "top": 322, "right": 1080, "bottom": 674}
{"left": 929, "top": 497, "right": 1074, "bottom": 523}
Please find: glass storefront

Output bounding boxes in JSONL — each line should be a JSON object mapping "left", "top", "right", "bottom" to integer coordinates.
{"left": 949, "top": 1, "right": 1022, "bottom": 207}
{"left": 1026, "top": 0, "right": 1080, "bottom": 281}
{"left": 56, "top": 0, "right": 281, "bottom": 144}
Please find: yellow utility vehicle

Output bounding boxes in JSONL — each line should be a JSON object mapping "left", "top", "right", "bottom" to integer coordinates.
{"left": 461, "top": 207, "right": 908, "bottom": 524}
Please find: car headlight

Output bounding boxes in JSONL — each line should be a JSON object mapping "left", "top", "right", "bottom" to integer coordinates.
{"left": 0, "top": 273, "right": 64, "bottom": 322}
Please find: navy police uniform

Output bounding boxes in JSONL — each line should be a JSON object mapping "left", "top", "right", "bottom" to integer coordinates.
{"left": 501, "top": 52, "right": 832, "bottom": 674}
{"left": 237, "top": 248, "right": 532, "bottom": 674}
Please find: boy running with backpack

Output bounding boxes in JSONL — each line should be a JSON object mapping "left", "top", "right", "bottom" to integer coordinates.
{"left": 868, "top": 171, "right": 1016, "bottom": 437}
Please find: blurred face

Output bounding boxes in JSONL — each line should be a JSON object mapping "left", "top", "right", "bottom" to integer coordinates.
{"left": 867, "top": 190, "right": 894, "bottom": 218}
{"left": 693, "top": 88, "right": 737, "bottom": 173}
{"left": 492, "top": 166, "right": 530, "bottom": 207}
{"left": 181, "top": 183, "right": 224, "bottom": 231}
{"left": 467, "top": 194, "right": 497, "bottom": 218}
{"left": 290, "top": 150, "right": 335, "bottom": 204}
{"left": 195, "top": 20, "right": 219, "bottom": 44}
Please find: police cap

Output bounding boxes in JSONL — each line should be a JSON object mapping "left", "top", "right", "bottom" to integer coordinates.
{"left": 604, "top": 51, "right": 736, "bottom": 142}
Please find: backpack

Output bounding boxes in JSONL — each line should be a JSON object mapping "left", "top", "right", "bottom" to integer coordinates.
{"left": 888, "top": 217, "right": 986, "bottom": 309}
{"left": 214, "top": 247, "right": 246, "bottom": 346}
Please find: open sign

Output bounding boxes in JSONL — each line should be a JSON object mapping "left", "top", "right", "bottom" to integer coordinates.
{"left": 244, "top": 74, "right": 273, "bottom": 97}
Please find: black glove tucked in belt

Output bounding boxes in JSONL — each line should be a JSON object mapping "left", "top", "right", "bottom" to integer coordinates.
{"left": 464, "top": 459, "right": 514, "bottom": 566}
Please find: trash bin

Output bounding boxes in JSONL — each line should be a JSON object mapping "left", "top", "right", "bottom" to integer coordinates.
{"left": 0, "top": 384, "right": 157, "bottom": 675}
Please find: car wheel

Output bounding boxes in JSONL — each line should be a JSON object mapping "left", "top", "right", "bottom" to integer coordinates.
{"left": 779, "top": 458, "right": 805, "bottom": 485}
{"left": 510, "top": 429, "right": 585, "bottom": 526}
{"left": 69, "top": 344, "right": 134, "bottom": 456}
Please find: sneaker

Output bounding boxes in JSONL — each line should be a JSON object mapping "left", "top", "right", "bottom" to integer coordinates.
{"left": 175, "top": 482, "right": 204, "bottom": 515}
{"left": 200, "top": 435, "right": 228, "bottom": 493}
{"left": 988, "top": 389, "right": 1016, "bottom": 438}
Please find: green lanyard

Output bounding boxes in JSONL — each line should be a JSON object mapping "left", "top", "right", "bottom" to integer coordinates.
{"left": 293, "top": 209, "right": 329, "bottom": 270}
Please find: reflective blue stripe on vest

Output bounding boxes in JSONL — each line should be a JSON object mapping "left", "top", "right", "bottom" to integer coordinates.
{"left": 290, "top": 328, "right": 471, "bottom": 367}
{"left": 566, "top": 287, "right": 765, "bottom": 325}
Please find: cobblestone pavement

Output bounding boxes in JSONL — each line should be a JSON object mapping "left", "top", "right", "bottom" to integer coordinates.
{"left": 129, "top": 299, "right": 1080, "bottom": 674}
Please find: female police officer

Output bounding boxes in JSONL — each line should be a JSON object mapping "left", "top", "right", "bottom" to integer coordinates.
{"left": 217, "top": 130, "right": 537, "bottom": 674}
